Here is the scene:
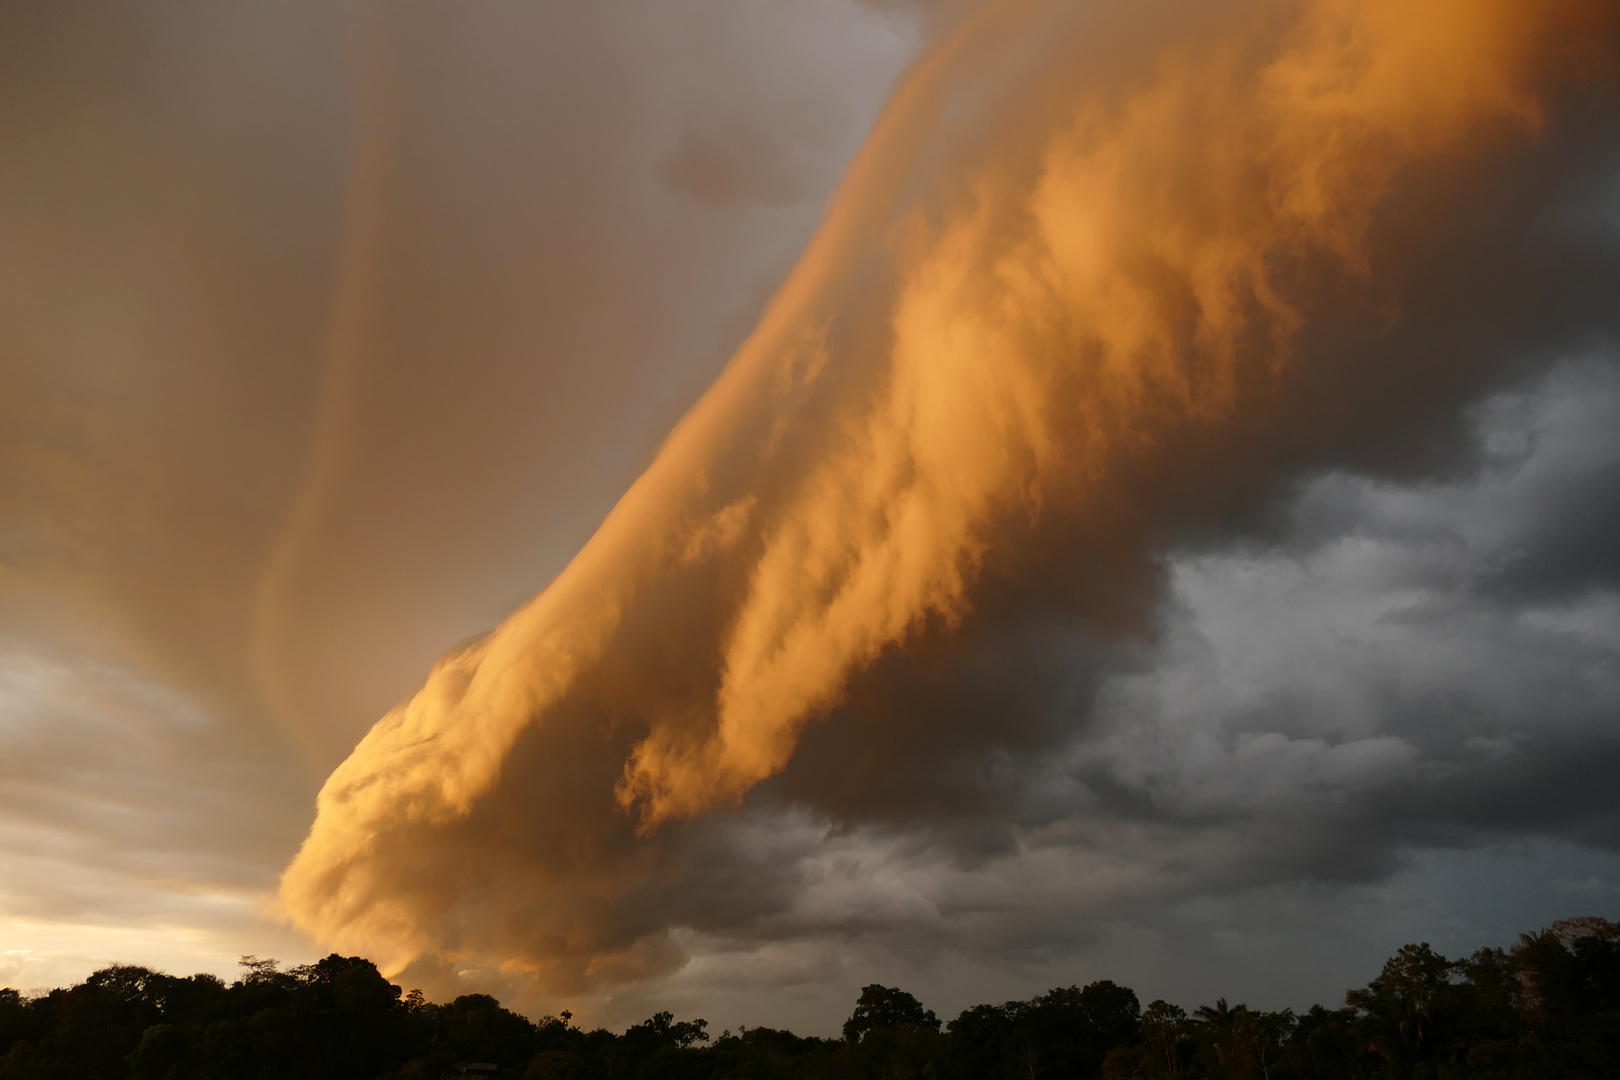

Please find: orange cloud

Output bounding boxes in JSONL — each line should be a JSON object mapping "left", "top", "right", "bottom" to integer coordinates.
{"left": 279, "top": 0, "right": 1620, "bottom": 991}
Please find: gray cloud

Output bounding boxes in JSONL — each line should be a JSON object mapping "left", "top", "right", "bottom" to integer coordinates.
{"left": 0, "top": 643, "right": 313, "bottom": 992}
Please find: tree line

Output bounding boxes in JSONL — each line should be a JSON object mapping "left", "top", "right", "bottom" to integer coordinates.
{"left": 1, "top": 916, "right": 1616, "bottom": 1079}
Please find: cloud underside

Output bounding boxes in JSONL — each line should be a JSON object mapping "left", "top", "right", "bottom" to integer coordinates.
{"left": 280, "top": 0, "right": 1620, "bottom": 1004}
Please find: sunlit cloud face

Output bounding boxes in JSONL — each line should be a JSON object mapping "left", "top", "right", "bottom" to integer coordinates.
{"left": 278, "top": 0, "right": 1620, "bottom": 1011}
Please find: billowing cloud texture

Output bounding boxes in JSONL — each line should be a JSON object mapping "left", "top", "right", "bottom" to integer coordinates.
{"left": 276, "top": 0, "right": 1620, "bottom": 1017}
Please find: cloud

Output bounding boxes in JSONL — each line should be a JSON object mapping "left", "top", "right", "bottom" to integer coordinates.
{"left": 0, "top": 0, "right": 917, "bottom": 1000}
{"left": 1078, "top": 363, "right": 1620, "bottom": 861}
{"left": 661, "top": 125, "right": 819, "bottom": 208}
{"left": 0, "top": 645, "right": 314, "bottom": 991}
{"left": 277, "top": 0, "right": 1620, "bottom": 1013}
{"left": 2, "top": 0, "right": 1616, "bottom": 1034}
{"left": 0, "top": 0, "right": 914, "bottom": 766}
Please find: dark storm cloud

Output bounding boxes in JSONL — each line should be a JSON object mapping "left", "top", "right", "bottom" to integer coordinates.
{"left": 1056, "top": 362, "right": 1620, "bottom": 882}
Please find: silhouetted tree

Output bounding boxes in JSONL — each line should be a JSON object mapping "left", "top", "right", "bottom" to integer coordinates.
{"left": 2, "top": 918, "right": 1618, "bottom": 1079}
{"left": 844, "top": 985, "right": 941, "bottom": 1043}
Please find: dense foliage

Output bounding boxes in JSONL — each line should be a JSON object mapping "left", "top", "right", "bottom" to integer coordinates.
{"left": 1, "top": 918, "right": 1615, "bottom": 1079}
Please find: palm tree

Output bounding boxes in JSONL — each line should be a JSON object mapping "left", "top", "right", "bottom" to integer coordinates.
{"left": 1192, "top": 999, "right": 1249, "bottom": 1074}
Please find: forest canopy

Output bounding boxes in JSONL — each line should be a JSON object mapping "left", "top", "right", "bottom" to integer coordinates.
{"left": 1, "top": 917, "right": 1616, "bottom": 1079}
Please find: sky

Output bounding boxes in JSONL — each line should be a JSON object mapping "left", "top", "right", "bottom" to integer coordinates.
{"left": 3, "top": 0, "right": 1620, "bottom": 1037}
